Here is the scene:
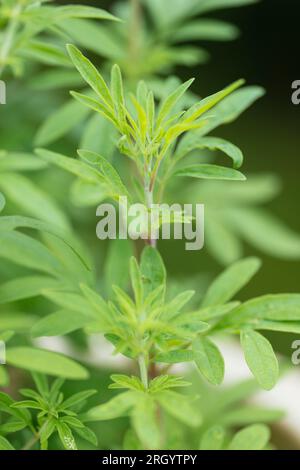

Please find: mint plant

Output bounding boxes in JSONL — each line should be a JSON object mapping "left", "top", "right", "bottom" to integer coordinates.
{"left": 0, "top": 0, "right": 299, "bottom": 451}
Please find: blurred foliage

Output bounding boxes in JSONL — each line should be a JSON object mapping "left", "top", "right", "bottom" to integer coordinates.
{"left": 0, "top": 0, "right": 299, "bottom": 451}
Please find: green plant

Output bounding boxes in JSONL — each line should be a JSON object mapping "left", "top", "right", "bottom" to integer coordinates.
{"left": 0, "top": 0, "right": 299, "bottom": 452}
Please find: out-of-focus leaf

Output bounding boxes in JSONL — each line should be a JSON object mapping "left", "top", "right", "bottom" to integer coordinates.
{"left": 31, "top": 309, "right": 95, "bottom": 337}
{"left": 132, "top": 394, "right": 161, "bottom": 449}
{"left": 35, "top": 148, "right": 103, "bottom": 184}
{"left": 192, "top": 337, "right": 224, "bottom": 385}
{"left": 6, "top": 347, "right": 89, "bottom": 379}
{"left": 202, "top": 257, "right": 261, "bottom": 307}
{"left": 0, "top": 231, "right": 61, "bottom": 274}
{"left": 174, "top": 164, "right": 246, "bottom": 180}
{"left": 0, "top": 152, "right": 48, "bottom": 171}
{"left": 0, "top": 436, "right": 15, "bottom": 450}
{"left": 156, "top": 390, "right": 202, "bottom": 427}
{"left": 60, "top": 19, "right": 124, "bottom": 59}
{"left": 0, "top": 276, "right": 61, "bottom": 304}
{"left": 205, "top": 216, "right": 243, "bottom": 265}
{"left": 0, "top": 173, "right": 70, "bottom": 230}
{"left": 196, "top": 0, "right": 258, "bottom": 15}
{"left": 200, "top": 425, "right": 225, "bottom": 450}
{"left": 156, "top": 349, "right": 195, "bottom": 363}
{"left": 227, "top": 424, "right": 270, "bottom": 450}
{"left": 226, "top": 207, "right": 300, "bottom": 259}
{"left": 172, "top": 20, "right": 239, "bottom": 42}
{"left": 80, "top": 114, "right": 116, "bottom": 157}
{"left": 20, "top": 41, "right": 71, "bottom": 67}
{"left": 224, "top": 294, "right": 300, "bottom": 325}
{"left": 85, "top": 391, "right": 137, "bottom": 421}
{"left": 240, "top": 329, "right": 279, "bottom": 390}
{"left": 0, "top": 312, "right": 36, "bottom": 331}
{"left": 35, "top": 99, "right": 90, "bottom": 146}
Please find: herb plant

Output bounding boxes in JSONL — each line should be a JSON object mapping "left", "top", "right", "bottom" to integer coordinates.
{"left": 0, "top": 0, "right": 299, "bottom": 451}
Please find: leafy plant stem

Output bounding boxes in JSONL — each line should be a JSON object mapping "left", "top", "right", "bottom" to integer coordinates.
{"left": 22, "top": 423, "right": 45, "bottom": 451}
{"left": 0, "top": 2, "right": 22, "bottom": 78}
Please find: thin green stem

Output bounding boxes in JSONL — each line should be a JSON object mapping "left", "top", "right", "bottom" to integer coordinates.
{"left": 138, "top": 355, "right": 148, "bottom": 389}
{"left": 22, "top": 419, "right": 50, "bottom": 450}
{"left": 0, "top": 2, "right": 22, "bottom": 78}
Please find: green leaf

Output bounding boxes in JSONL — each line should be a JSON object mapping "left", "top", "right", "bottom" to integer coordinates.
{"left": 35, "top": 148, "right": 103, "bottom": 184}
{"left": 192, "top": 302, "right": 240, "bottom": 322}
{"left": 156, "top": 390, "right": 202, "bottom": 427}
{"left": 202, "top": 257, "right": 261, "bottom": 307}
{"left": 155, "top": 349, "right": 195, "bottom": 363}
{"left": 74, "top": 425, "right": 98, "bottom": 446}
{"left": 174, "top": 164, "right": 246, "bottom": 181}
{"left": 0, "top": 312, "right": 36, "bottom": 331}
{"left": 196, "top": 0, "right": 258, "bottom": 15}
{"left": 176, "top": 136, "right": 243, "bottom": 169}
{"left": 60, "top": 19, "right": 123, "bottom": 59}
{"left": 85, "top": 391, "right": 137, "bottom": 421}
{"left": 67, "top": 45, "right": 113, "bottom": 108}
{"left": 250, "top": 320, "right": 300, "bottom": 334}
{"left": 55, "top": 5, "right": 119, "bottom": 22}
{"left": 192, "top": 337, "right": 225, "bottom": 385}
{"left": 130, "top": 257, "right": 144, "bottom": 308}
{"left": 182, "top": 79, "right": 245, "bottom": 124}
{"left": 78, "top": 149, "right": 130, "bottom": 200}
{"left": 0, "top": 152, "right": 47, "bottom": 171}
{"left": 70, "top": 91, "right": 117, "bottom": 126}
{"left": 0, "top": 276, "right": 61, "bottom": 304}
{"left": 0, "top": 215, "right": 91, "bottom": 272}
{"left": 31, "top": 309, "right": 94, "bottom": 337}
{"left": 111, "top": 64, "right": 125, "bottom": 123}
{"left": 0, "top": 231, "right": 61, "bottom": 275}
{"left": 225, "top": 294, "right": 300, "bottom": 325}
{"left": 39, "top": 418, "right": 56, "bottom": 447}
{"left": 20, "top": 41, "right": 71, "bottom": 67}
{"left": 227, "top": 424, "right": 270, "bottom": 451}
{"left": 6, "top": 347, "right": 89, "bottom": 380}
{"left": 240, "top": 329, "right": 279, "bottom": 390}
{"left": 132, "top": 394, "right": 161, "bottom": 449}
{"left": 157, "top": 78, "right": 194, "bottom": 126}
{"left": 200, "top": 426, "right": 225, "bottom": 450}
{"left": 227, "top": 207, "right": 300, "bottom": 259}
{"left": 0, "top": 173, "right": 70, "bottom": 230}
{"left": 105, "top": 239, "right": 133, "bottom": 296}
{"left": 56, "top": 421, "right": 77, "bottom": 450}
{"left": 41, "top": 291, "right": 95, "bottom": 316}
{"left": 35, "top": 99, "right": 90, "bottom": 146}
{"left": 163, "top": 290, "right": 195, "bottom": 320}
{"left": 205, "top": 216, "right": 243, "bottom": 266}
{"left": 220, "top": 406, "right": 284, "bottom": 427}
{"left": 140, "top": 247, "right": 166, "bottom": 297}
{"left": 61, "top": 390, "right": 97, "bottom": 410}
{"left": 0, "top": 435, "right": 15, "bottom": 450}
{"left": 178, "top": 86, "right": 264, "bottom": 143}
{"left": 80, "top": 113, "right": 116, "bottom": 157}
{"left": 172, "top": 20, "right": 239, "bottom": 42}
